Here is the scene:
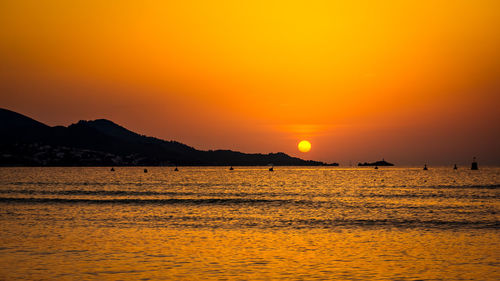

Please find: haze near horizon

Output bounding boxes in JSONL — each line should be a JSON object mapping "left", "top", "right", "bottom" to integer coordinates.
{"left": 1, "top": 0, "right": 499, "bottom": 165}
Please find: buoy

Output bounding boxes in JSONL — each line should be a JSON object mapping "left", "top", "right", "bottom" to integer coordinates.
{"left": 144, "top": 168, "right": 148, "bottom": 173}
{"left": 471, "top": 157, "right": 478, "bottom": 170}
{"left": 453, "top": 164, "right": 457, "bottom": 170}
{"left": 423, "top": 164, "right": 428, "bottom": 171}
{"left": 110, "top": 167, "right": 115, "bottom": 172}
{"left": 229, "top": 166, "right": 234, "bottom": 171}
{"left": 174, "top": 166, "right": 179, "bottom": 171}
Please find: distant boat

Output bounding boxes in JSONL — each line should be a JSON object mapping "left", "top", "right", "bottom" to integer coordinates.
{"left": 174, "top": 166, "right": 179, "bottom": 171}
{"left": 110, "top": 167, "right": 115, "bottom": 172}
{"left": 453, "top": 164, "right": 458, "bottom": 170}
{"left": 229, "top": 166, "right": 234, "bottom": 171}
{"left": 471, "top": 157, "right": 478, "bottom": 170}
{"left": 374, "top": 166, "right": 378, "bottom": 170}
{"left": 423, "top": 164, "right": 428, "bottom": 171}
{"left": 144, "top": 168, "right": 148, "bottom": 173}
{"left": 269, "top": 166, "right": 274, "bottom": 172}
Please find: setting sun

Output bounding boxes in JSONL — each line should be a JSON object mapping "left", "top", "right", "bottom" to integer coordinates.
{"left": 298, "top": 140, "right": 312, "bottom": 153}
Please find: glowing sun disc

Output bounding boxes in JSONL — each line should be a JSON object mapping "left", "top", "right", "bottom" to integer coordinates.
{"left": 298, "top": 140, "right": 311, "bottom": 153}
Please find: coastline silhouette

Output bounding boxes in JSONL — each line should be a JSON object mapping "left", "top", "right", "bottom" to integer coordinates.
{"left": 0, "top": 108, "right": 489, "bottom": 168}
{"left": 358, "top": 159, "right": 394, "bottom": 167}
{"left": 0, "top": 108, "right": 337, "bottom": 167}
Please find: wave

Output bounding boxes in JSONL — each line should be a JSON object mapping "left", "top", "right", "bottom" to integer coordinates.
{"left": 0, "top": 188, "right": 497, "bottom": 200}
{"left": 4, "top": 181, "right": 500, "bottom": 190}
{"left": 142, "top": 217, "right": 500, "bottom": 230}
{"left": 357, "top": 193, "right": 499, "bottom": 200}
{"left": 4, "top": 181, "right": 253, "bottom": 188}
{"left": 425, "top": 184, "right": 500, "bottom": 189}
{"left": 2, "top": 197, "right": 496, "bottom": 230}
{"left": 0, "top": 189, "right": 185, "bottom": 196}
{"left": 286, "top": 218, "right": 500, "bottom": 230}
{"left": 0, "top": 197, "right": 497, "bottom": 212}
{"left": 0, "top": 197, "right": 285, "bottom": 205}
{"left": 0, "top": 189, "right": 301, "bottom": 198}
{"left": 360, "top": 184, "right": 500, "bottom": 189}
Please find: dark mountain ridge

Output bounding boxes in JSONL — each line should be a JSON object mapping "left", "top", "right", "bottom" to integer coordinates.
{"left": 357, "top": 159, "right": 394, "bottom": 166}
{"left": 0, "top": 108, "right": 335, "bottom": 166}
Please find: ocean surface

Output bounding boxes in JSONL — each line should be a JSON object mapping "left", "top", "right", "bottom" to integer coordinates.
{"left": 0, "top": 166, "right": 499, "bottom": 280}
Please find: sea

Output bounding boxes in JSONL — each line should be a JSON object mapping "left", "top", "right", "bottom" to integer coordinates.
{"left": 0, "top": 166, "right": 499, "bottom": 280}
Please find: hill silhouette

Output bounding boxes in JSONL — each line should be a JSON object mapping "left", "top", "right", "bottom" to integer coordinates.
{"left": 0, "top": 108, "right": 336, "bottom": 166}
{"left": 357, "top": 159, "right": 394, "bottom": 166}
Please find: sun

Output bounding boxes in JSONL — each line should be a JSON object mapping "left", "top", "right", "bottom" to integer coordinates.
{"left": 298, "top": 140, "right": 311, "bottom": 153}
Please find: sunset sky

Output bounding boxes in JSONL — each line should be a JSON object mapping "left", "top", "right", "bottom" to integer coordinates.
{"left": 1, "top": 0, "right": 499, "bottom": 165}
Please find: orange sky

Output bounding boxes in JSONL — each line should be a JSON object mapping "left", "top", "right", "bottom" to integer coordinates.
{"left": 1, "top": 0, "right": 499, "bottom": 165}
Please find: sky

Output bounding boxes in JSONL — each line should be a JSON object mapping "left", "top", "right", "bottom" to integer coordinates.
{"left": 1, "top": 0, "right": 499, "bottom": 165}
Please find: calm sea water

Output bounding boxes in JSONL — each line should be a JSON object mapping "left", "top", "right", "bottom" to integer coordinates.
{"left": 0, "top": 167, "right": 499, "bottom": 280}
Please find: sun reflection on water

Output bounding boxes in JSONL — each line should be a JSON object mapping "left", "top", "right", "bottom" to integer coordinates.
{"left": 0, "top": 167, "right": 498, "bottom": 280}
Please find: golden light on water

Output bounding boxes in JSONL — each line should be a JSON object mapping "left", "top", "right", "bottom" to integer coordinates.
{"left": 298, "top": 140, "right": 311, "bottom": 153}
{"left": 1, "top": 167, "right": 499, "bottom": 280}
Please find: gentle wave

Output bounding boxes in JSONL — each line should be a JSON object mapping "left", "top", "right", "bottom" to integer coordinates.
{"left": 0, "top": 182, "right": 500, "bottom": 189}
{"left": 427, "top": 184, "right": 500, "bottom": 189}
{"left": 145, "top": 217, "right": 500, "bottom": 230}
{"left": 0, "top": 197, "right": 282, "bottom": 205}
{"left": 0, "top": 189, "right": 186, "bottom": 196}
{"left": 287, "top": 218, "right": 500, "bottom": 230}
{"left": 0, "top": 189, "right": 302, "bottom": 198}
{"left": 4, "top": 181, "right": 253, "bottom": 188}
{"left": 0, "top": 197, "right": 496, "bottom": 211}
{"left": 1, "top": 196, "right": 497, "bottom": 230}
{"left": 3, "top": 180, "right": 500, "bottom": 190}
{"left": 0, "top": 188, "right": 497, "bottom": 199}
